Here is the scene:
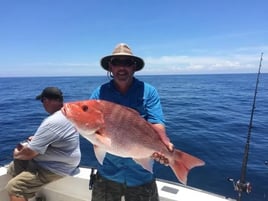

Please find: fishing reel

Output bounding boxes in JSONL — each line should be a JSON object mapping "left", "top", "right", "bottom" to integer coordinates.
{"left": 228, "top": 178, "right": 252, "bottom": 194}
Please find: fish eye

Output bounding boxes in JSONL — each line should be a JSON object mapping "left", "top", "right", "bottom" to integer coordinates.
{"left": 82, "top": 105, "right": 88, "bottom": 112}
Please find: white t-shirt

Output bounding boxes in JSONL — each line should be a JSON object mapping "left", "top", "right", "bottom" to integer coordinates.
{"left": 28, "top": 111, "right": 81, "bottom": 176}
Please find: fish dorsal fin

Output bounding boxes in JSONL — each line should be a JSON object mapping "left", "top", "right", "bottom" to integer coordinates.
{"left": 134, "top": 158, "right": 154, "bottom": 173}
{"left": 93, "top": 145, "right": 107, "bottom": 165}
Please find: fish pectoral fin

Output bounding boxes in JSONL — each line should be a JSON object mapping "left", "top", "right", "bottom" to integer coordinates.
{"left": 93, "top": 145, "right": 107, "bottom": 165}
{"left": 134, "top": 158, "right": 153, "bottom": 173}
{"left": 95, "top": 131, "right": 112, "bottom": 147}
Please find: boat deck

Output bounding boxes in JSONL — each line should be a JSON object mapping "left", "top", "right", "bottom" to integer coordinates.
{"left": 0, "top": 166, "right": 235, "bottom": 201}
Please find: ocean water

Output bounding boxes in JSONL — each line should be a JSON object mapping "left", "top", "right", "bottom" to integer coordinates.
{"left": 0, "top": 74, "right": 267, "bottom": 201}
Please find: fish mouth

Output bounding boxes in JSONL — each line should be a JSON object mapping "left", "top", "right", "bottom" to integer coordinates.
{"left": 61, "top": 104, "right": 77, "bottom": 125}
{"left": 61, "top": 103, "right": 83, "bottom": 122}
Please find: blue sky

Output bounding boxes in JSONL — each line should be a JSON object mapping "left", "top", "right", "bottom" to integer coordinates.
{"left": 0, "top": 0, "right": 267, "bottom": 77}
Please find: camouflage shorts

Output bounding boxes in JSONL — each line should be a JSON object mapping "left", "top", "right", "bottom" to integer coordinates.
{"left": 91, "top": 173, "right": 159, "bottom": 201}
{"left": 5, "top": 159, "right": 63, "bottom": 199}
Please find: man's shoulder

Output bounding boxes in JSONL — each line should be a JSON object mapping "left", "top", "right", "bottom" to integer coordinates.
{"left": 43, "top": 111, "right": 67, "bottom": 124}
{"left": 143, "top": 82, "right": 157, "bottom": 93}
{"left": 50, "top": 110, "right": 64, "bottom": 119}
{"left": 90, "top": 82, "right": 110, "bottom": 98}
{"left": 100, "top": 81, "right": 112, "bottom": 88}
{"left": 135, "top": 78, "right": 155, "bottom": 89}
{"left": 39, "top": 111, "right": 76, "bottom": 135}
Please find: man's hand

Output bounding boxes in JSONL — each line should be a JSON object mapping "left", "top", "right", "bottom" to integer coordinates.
{"left": 150, "top": 123, "right": 174, "bottom": 165}
{"left": 151, "top": 142, "right": 174, "bottom": 166}
{"left": 13, "top": 142, "right": 38, "bottom": 160}
{"left": 151, "top": 152, "right": 169, "bottom": 166}
{"left": 166, "top": 142, "right": 174, "bottom": 152}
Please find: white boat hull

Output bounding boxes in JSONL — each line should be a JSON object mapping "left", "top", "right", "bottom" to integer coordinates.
{"left": 0, "top": 166, "right": 235, "bottom": 201}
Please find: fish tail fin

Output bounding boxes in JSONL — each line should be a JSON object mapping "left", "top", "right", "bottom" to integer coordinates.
{"left": 170, "top": 149, "right": 205, "bottom": 185}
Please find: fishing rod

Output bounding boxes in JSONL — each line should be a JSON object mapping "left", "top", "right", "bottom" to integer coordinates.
{"left": 228, "top": 53, "right": 264, "bottom": 201}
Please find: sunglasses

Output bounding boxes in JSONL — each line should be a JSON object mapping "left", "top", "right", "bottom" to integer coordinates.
{"left": 110, "top": 58, "right": 136, "bottom": 67}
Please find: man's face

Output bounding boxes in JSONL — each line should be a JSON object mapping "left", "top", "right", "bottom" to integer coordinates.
{"left": 108, "top": 56, "right": 136, "bottom": 82}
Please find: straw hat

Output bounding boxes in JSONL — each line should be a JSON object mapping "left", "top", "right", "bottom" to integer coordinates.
{"left": 100, "top": 43, "right": 144, "bottom": 71}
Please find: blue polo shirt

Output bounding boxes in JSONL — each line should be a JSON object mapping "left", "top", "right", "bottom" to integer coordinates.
{"left": 90, "top": 77, "right": 165, "bottom": 186}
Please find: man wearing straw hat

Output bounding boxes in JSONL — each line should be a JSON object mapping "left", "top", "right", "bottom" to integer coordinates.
{"left": 90, "top": 43, "right": 173, "bottom": 201}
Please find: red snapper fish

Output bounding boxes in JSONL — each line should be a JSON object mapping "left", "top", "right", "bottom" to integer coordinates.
{"left": 61, "top": 100, "right": 205, "bottom": 184}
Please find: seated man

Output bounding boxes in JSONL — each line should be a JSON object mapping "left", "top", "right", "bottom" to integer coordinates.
{"left": 5, "top": 87, "right": 81, "bottom": 201}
